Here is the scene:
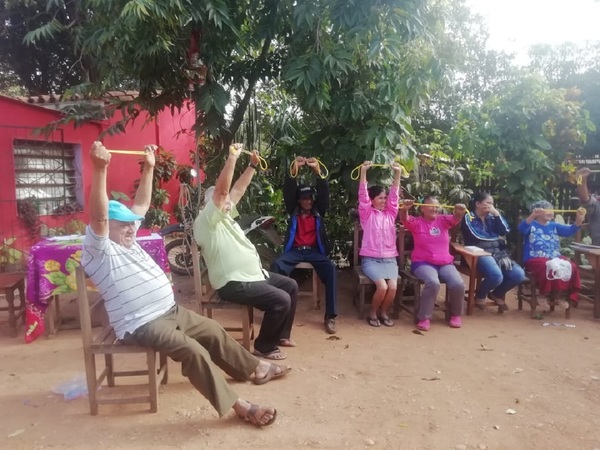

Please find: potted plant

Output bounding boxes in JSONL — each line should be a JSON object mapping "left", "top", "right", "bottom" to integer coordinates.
{"left": 0, "top": 237, "right": 24, "bottom": 273}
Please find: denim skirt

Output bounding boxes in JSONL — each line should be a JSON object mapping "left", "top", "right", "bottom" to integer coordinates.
{"left": 361, "top": 256, "right": 398, "bottom": 281}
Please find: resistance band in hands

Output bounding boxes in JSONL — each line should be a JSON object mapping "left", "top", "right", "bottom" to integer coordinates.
{"left": 289, "top": 159, "right": 329, "bottom": 179}
{"left": 229, "top": 145, "right": 268, "bottom": 170}
{"left": 350, "top": 163, "right": 409, "bottom": 181}
{"left": 107, "top": 150, "right": 147, "bottom": 155}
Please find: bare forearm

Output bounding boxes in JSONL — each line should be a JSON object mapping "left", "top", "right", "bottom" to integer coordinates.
{"left": 392, "top": 170, "right": 401, "bottom": 187}
{"left": 578, "top": 180, "right": 590, "bottom": 203}
{"left": 213, "top": 155, "right": 238, "bottom": 209}
{"left": 131, "top": 166, "right": 153, "bottom": 215}
{"left": 230, "top": 166, "right": 255, "bottom": 203}
{"left": 89, "top": 167, "right": 109, "bottom": 232}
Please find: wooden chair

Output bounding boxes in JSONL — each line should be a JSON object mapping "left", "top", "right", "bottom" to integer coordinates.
{"left": 0, "top": 272, "right": 25, "bottom": 337}
{"left": 76, "top": 266, "right": 168, "bottom": 415}
{"left": 295, "top": 262, "right": 320, "bottom": 310}
{"left": 190, "top": 245, "right": 254, "bottom": 351}
{"left": 351, "top": 220, "right": 403, "bottom": 319}
{"left": 571, "top": 224, "right": 600, "bottom": 318}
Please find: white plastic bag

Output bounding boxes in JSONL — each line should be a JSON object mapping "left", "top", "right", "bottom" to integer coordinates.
{"left": 545, "top": 258, "right": 572, "bottom": 282}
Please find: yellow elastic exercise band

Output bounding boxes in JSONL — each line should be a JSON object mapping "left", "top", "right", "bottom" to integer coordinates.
{"left": 541, "top": 208, "right": 586, "bottom": 214}
{"left": 401, "top": 201, "right": 461, "bottom": 209}
{"left": 350, "top": 163, "right": 409, "bottom": 181}
{"left": 575, "top": 170, "right": 600, "bottom": 185}
{"left": 108, "top": 150, "right": 146, "bottom": 155}
{"left": 289, "top": 159, "right": 328, "bottom": 179}
{"left": 240, "top": 149, "right": 268, "bottom": 171}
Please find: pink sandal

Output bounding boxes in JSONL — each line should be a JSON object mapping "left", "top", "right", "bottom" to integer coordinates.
{"left": 416, "top": 319, "right": 430, "bottom": 331}
{"left": 449, "top": 316, "right": 462, "bottom": 328}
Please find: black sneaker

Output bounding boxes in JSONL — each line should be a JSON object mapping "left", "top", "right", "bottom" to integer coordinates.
{"left": 324, "top": 318, "right": 336, "bottom": 334}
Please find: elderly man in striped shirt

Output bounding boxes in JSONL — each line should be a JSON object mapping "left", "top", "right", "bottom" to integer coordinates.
{"left": 81, "top": 141, "right": 290, "bottom": 427}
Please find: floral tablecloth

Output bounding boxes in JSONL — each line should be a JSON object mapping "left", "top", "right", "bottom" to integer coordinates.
{"left": 25, "top": 233, "right": 168, "bottom": 343}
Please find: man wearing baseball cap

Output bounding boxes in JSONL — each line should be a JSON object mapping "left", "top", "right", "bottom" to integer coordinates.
{"left": 271, "top": 156, "right": 338, "bottom": 335}
{"left": 81, "top": 142, "right": 289, "bottom": 427}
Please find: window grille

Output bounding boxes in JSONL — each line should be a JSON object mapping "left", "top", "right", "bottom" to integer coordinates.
{"left": 13, "top": 140, "right": 83, "bottom": 215}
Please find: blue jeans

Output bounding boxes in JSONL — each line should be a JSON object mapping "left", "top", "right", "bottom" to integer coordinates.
{"left": 475, "top": 256, "right": 526, "bottom": 300}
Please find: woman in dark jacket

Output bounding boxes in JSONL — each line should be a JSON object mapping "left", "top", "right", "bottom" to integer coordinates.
{"left": 461, "top": 192, "right": 526, "bottom": 310}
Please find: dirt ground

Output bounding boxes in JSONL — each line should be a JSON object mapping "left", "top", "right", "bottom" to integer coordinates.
{"left": 1, "top": 269, "right": 600, "bottom": 450}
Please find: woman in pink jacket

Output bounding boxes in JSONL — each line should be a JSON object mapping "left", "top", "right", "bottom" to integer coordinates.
{"left": 358, "top": 161, "right": 402, "bottom": 327}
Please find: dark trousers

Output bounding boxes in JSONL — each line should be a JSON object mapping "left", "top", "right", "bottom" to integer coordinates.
{"left": 122, "top": 305, "right": 259, "bottom": 417}
{"left": 217, "top": 272, "right": 298, "bottom": 354}
{"left": 270, "top": 248, "right": 337, "bottom": 318}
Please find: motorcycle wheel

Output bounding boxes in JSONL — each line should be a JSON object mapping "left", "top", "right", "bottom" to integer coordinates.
{"left": 165, "top": 238, "right": 194, "bottom": 276}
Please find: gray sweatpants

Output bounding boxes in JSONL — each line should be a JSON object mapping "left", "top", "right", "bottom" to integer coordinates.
{"left": 413, "top": 264, "right": 465, "bottom": 320}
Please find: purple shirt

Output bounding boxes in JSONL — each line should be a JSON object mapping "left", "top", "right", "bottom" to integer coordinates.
{"left": 358, "top": 182, "right": 399, "bottom": 258}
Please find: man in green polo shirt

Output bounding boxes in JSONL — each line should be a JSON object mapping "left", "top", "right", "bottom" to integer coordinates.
{"left": 194, "top": 144, "right": 298, "bottom": 361}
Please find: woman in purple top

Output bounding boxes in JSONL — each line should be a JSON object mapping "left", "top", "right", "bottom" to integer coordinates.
{"left": 400, "top": 197, "right": 467, "bottom": 331}
{"left": 358, "top": 161, "right": 402, "bottom": 327}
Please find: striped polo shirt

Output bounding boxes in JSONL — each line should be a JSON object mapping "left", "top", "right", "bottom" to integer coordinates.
{"left": 81, "top": 225, "right": 175, "bottom": 339}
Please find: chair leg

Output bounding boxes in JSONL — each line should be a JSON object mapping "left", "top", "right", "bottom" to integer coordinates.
{"left": 159, "top": 352, "right": 169, "bottom": 385}
{"left": 147, "top": 351, "right": 158, "bottom": 413}
{"left": 444, "top": 288, "right": 450, "bottom": 321}
{"left": 358, "top": 286, "right": 366, "bottom": 319}
{"left": 530, "top": 284, "right": 538, "bottom": 319}
{"left": 312, "top": 269, "right": 320, "bottom": 310}
{"left": 413, "top": 282, "right": 421, "bottom": 324}
{"left": 6, "top": 288, "right": 17, "bottom": 337}
{"left": 242, "top": 305, "right": 251, "bottom": 351}
{"left": 105, "top": 354, "right": 115, "bottom": 387}
{"left": 85, "top": 353, "right": 99, "bottom": 416}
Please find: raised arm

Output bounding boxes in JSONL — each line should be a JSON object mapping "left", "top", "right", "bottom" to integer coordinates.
{"left": 391, "top": 162, "right": 401, "bottom": 189}
{"left": 399, "top": 199, "right": 413, "bottom": 225}
{"left": 358, "top": 161, "right": 372, "bottom": 220}
{"left": 230, "top": 149, "right": 260, "bottom": 205}
{"left": 88, "top": 141, "right": 111, "bottom": 236}
{"left": 130, "top": 145, "right": 157, "bottom": 217}
{"left": 213, "top": 143, "right": 241, "bottom": 210}
{"left": 283, "top": 156, "right": 304, "bottom": 214}
{"left": 307, "top": 157, "right": 330, "bottom": 215}
{"left": 453, "top": 203, "right": 467, "bottom": 224}
{"left": 576, "top": 167, "right": 592, "bottom": 204}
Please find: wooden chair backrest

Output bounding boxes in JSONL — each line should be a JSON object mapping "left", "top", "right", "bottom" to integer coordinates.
{"left": 76, "top": 266, "right": 110, "bottom": 348}
{"left": 191, "top": 245, "right": 218, "bottom": 306}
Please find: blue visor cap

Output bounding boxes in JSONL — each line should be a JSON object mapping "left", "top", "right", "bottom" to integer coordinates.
{"left": 108, "top": 200, "right": 144, "bottom": 222}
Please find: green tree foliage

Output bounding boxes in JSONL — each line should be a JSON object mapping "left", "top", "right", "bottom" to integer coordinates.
{"left": 0, "top": 0, "right": 93, "bottom": 95}
{"left": 24, "top": 0, "right": 441, "bottom": 157}
{"left": 528, "top": 42, "right": 600, "bottom": 157}
{"left": 452, "top": 74, "right": 593, "bottom": 219}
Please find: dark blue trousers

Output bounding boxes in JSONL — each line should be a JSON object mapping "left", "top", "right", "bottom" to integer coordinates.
{"left": 270, "top": 248, "right": 337, "bottom": 318}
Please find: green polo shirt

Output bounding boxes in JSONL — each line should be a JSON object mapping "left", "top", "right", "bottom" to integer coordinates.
{"left": 193, "top": 200, "right": 266, "bottom": 289}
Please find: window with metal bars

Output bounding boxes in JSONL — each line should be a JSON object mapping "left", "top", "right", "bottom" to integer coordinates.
{"left": 13, "top": 140, "right": 83, "bottom": 215}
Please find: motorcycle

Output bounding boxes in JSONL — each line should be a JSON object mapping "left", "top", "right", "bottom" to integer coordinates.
{"left": 160, "top": 214, "right": 282, "bottom": 276}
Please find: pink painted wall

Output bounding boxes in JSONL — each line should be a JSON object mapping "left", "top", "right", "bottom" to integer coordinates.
{"left": 0, "top": 95, "right": 196, "bottom": 257}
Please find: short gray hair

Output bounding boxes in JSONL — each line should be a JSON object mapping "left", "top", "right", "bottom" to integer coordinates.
{"left": 529, "top": 200, "right": 553, "bottom": 213}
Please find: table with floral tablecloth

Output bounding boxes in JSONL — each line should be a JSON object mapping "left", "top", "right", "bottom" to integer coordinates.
{"left": 25, "top": 233, "right": 168, "bottom": 343}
